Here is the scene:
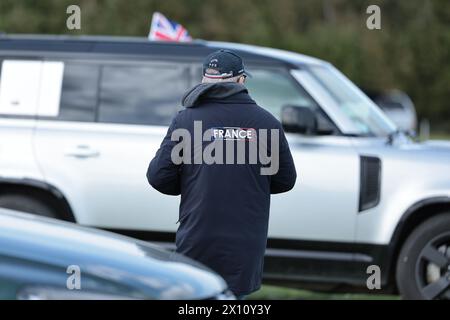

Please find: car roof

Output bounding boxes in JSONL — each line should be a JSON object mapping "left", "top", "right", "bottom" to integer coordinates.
{"left": 0, "top": 34, "right": 327, "bottom": 67}
{"left": 0, "top": 208, "right": 225, "bottom": 298}
{"left": 0, "top": 207, "right": 165, "bottom": 257}
{"left": 208, "top": 40, "right": 326, "bottom": 66}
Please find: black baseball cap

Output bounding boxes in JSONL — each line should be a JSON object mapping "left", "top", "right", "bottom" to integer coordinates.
{"left": 203, "top": 49, "right": 251, "bottom": 80}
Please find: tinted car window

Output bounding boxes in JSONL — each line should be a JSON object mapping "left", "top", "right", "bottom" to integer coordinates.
{"left": 59, "top": 63, "right": 99, "bottom": 122}
{"left": 245, "top": 69, "right": 317, "bottom": 119}
{"left": 378, "top": 101, "right": 405, "bottom": 111}
{"left": 192, "top": 66, "right": 317, "bottom": 118}
{"left": 98, "top": 64, "right": 189, "bottom": 126}
{"left": 246, "top": 68, "right": 337, "bottom": 134}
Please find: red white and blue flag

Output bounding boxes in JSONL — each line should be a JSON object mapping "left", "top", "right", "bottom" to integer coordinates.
{"left": 148, "top": 12, "right": 192, "bottom": 42}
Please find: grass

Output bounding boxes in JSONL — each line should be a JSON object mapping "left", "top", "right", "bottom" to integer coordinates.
{"left": 247, "top": 285, "right": 400, "bottom": 300}
{"left": 429, "top": 133, "right": 450, "bottom": 140}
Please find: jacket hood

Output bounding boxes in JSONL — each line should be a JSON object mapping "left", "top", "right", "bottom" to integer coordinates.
{"left": 181, "top": 82, "right": 248, "bottom": 108}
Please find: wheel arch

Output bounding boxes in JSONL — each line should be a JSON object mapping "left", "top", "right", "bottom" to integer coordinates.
{"left": 0, "top": 177, "right": 76, "bottom": 222}
{"left": 387, "top": 196, "right": 450, "bottom": 288}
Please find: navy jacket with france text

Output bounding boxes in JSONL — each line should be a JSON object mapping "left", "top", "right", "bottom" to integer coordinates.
{"left": 146, "top": 82, "right": 297, "bottom": 295}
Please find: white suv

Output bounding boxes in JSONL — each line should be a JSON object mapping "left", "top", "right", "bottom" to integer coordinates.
{"left": 0, "top": 34, "right": 449, "bottom": 299}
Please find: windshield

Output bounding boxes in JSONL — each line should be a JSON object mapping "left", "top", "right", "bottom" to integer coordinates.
{"left": 307, "top": 65, "right": 396, "bottom": 136}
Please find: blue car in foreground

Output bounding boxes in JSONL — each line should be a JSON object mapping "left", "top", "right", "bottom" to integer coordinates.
{"left": 0, "top": 208, "right": 233, "bottom": 300}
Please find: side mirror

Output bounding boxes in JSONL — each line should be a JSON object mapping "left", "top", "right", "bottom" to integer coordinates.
{"left": 281, "top": 105, "right": 318, "bottom": 135}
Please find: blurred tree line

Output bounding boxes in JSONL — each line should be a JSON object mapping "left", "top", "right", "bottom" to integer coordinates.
{"left": 1, "top": 0, "right": 449, "bottom": 131}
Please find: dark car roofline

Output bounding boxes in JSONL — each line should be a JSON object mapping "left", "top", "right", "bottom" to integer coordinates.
{"left": 0, "top": 33, "right": 294, "bottom": 67}
{"left": 0, "top": 33, "right": 207, "bottom": 46}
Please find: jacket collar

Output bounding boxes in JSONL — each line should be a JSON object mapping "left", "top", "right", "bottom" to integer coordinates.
{"left": 182, "top": 82, "right": 255, "bottom": 108}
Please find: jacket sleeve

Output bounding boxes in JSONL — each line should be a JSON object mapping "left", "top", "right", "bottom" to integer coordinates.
{"left": 146, "top": 116, "right": 181, "bottom": 196}
{"left": 270, "top": 127, "right": 297, "bottom": 194}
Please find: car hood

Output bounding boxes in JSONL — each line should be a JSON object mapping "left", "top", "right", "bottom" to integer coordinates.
{"left": 352, "top": 137, "right": 450, "bottom": 200}
{"left": 395, "top": 139, "right": 450, "bottom": 162}
{"left": 353, "top": 137, "right": 450, "bottom": 161}
{"left": 0, "top": 209, "right": 227, "bottom": 299}
{"left": 422, "top": 139, "right": 450, "bottom": 150}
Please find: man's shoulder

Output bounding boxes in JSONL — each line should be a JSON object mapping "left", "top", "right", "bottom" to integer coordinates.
{"left": 251, "top": 103, "right": 283, "bottom": 128}
{"left": 172, "top": 99, "right": 283, "bottom": 130}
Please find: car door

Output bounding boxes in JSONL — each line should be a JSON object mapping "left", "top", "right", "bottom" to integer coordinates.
{"left": 35, "top": 58, "right": 191, "bottom": 232}
{"left": 245, "top": 67, "right": 360, "bottom": 242}
{"left": 0, "top": 59, "right": 45, "bottom": 182}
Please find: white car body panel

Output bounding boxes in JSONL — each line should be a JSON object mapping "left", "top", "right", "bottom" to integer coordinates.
{"left": 353, "top": 138, "right": 450, "bottom": 244}
{"left": 270, "top": 134, "right": 359, "bottom": 242}
{"left": 0, "top": 119, "right": 43, "bottom": 182}
{"left": 33, "top": 119, "right": 360, "bottom": 243}
{"left": 33, "top": 121, "right": 180, "bottom": 230}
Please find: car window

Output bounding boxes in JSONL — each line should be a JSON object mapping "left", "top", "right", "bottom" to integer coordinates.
{"left": 58, "top": 62, "right": 99, "bottom": 122}
{"left": 308, "top": 65, "right": 396, "bottom": 136}
{"left": 98, "top": 64, "right": 189, "bottom": 126}
{"left": 245, "top": 69, "right": 317, "bottom": 119}
{"left": 378, "top": 101, "right": 405, "bottom": 111}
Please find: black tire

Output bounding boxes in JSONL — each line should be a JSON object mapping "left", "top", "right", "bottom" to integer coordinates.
{"left": 0, "top": 194, "right": 57, "bottom": 218}
{"left": 396, "top": 213, "right": 450, "bottom": 300}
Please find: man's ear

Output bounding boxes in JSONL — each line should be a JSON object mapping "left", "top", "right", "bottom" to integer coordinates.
{"left": 237, "top": 76, "right": 245, "bottom": 84}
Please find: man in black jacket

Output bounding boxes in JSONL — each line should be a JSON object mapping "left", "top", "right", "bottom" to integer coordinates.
{"left": 147, "top": 49, "right": 297, "bottom": 298}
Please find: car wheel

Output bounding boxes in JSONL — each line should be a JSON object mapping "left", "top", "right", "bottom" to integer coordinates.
{"left": 396, "top": 213, "right": 450, "bottom": 300}
{"left": 0, "top": 194, "right": 57, "bottom": 218}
